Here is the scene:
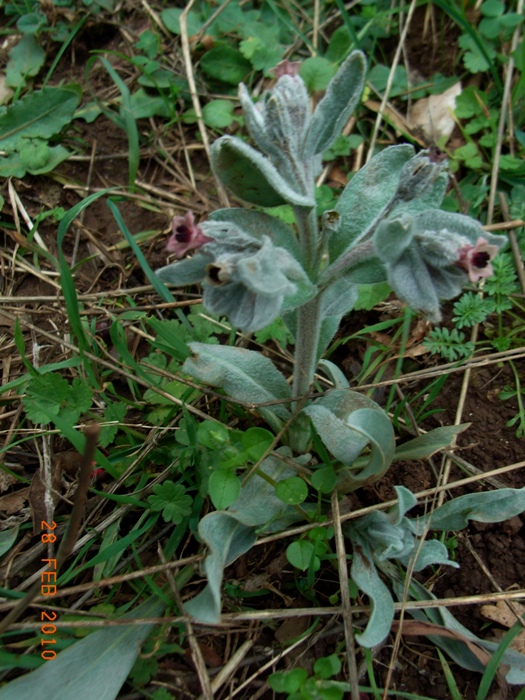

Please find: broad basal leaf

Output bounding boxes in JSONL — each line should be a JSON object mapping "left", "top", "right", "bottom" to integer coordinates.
{"left": 185, "top": 451, "right": 306, "bottom": 624}
{"left": 0, "top": 597, "right": 164, "bottom": 700}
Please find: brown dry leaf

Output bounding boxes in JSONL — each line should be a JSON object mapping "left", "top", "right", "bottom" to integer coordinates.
{"left": 275, "top": 616, "right": 311, "bottom": 643}
{"left": 481, "top": 600, "right": 525, "bottom": 654}
{"left": 183, "top": 641, "right": 223, "bottom": 668}
{"left": 0, "top": 487, "right": 30, "bottom": 515}
{"left": 0, "top": 73, "right": 13, "bottom": 105}
{"left": 408, "top": 83, "right": 462, "bottom": 145}
{"left": 391, "top": 618, "right": 492, "bottom": 668}
{"left": 55, "top": 450, "right": 83, "bottom": 478}
{"left": 0, "top": 470, "right": 18, "bottom": 493}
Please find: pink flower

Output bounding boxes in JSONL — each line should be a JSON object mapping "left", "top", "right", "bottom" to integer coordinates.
{"left": 457, "top": 236, "right": 499, "bottom": 282}
{"left": 166, "top": 211, "right": 213, "bottom": 258}
{"left": 271, "top": 59, "right": 302, "bottom": 79}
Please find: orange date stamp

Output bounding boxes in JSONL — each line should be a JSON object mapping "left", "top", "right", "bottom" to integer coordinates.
{"left": 40, "top": 520, "right": 58, "bottom": 660}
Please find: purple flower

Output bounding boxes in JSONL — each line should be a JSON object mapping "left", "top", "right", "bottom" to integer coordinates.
{"left": 166, "top": 211, "right": 213, "bottom": 258}
{"left": 457, "top": 236, "right": 499, "bottom": 282}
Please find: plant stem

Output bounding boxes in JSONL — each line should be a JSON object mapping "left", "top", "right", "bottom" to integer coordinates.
{"left": 294, "top": 205, "right": 320, "bottom": 278}
{"left": 292, "top": 292, "right": 323, "bottom": 404}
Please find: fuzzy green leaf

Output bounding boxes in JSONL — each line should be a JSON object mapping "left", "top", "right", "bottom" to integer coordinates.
{"left": 0, "top": 597, "right": 165, "bottom": 700}
{"left": 211, "top": 136, "right": 315, "bottom": 207}
{"left": 393, "top": 425, "right": 469, "bottom": 461}
{"left": 183, "top": 342, "right": 292, "bottom": 421}
{"left": 305, "top": 51, "right": 366, "bottom": 155}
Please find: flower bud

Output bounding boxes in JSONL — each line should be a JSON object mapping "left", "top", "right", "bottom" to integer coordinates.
{"left": 394, "top": 151, "right": 446, "bottom": 204}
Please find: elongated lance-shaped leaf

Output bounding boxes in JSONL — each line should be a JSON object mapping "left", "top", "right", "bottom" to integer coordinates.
{"left": 56, "top": 189, "right": 116, "bottom": 386}
{"left": 349, "top": 540, "right": 395, "bottom": 647}
{"left": 108, "top": 199, "right": 192, "bottom": 334}
{"left": 99, "top": 58, "right": 139, "bottom": 191}
{"left": 211, "top": 136, "right": 315, "bottom": 208}
{"left": 0, "top": 86, "right": 81, "bottom": 149}
{"left": 414, "top": 486, "right": 525, "bottom": 533}
{"left": 0, "top": 596, "right": 165, "bottom": 700}
{"left": 304, "top": 51, "right": 366, "bottom": 156}
{"left": 393, "top": 424, "right": 470, "bottom": 461}
{"left": 183, "top": 342, "right": 292, "bottom": 421}
{"left": 387, "top": 563, "right": 525, "bottom": 684}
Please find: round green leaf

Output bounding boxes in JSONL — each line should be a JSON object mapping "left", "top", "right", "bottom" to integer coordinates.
{"left": 201, "top": 46, "right": 251, "bottom": 85}
{"left": 161, "top": 8, "right": 202, "bottom": 35}
{"left": 275, "top": 476, "right": 308, "bottom": 505}
{"left": 314, "top": 654, "right": 341, "bottom": 679}
{"left": 300, "top": 56, "right": 336, "bottom": 92}
{"left": 209, "top": 469, "right": 241, "bottom": 510}
{"left": 286, "top": 540, "right": 315, "bottom": 570}
{"left": 202, "top": 99, "right": 235, "bottom": 129}
{"left": 241, "top": 427, "right": 274, "bottom": 461}
{"left": 311, "top": 467, "right": 337, "bottom": 494}
{"left": 268, "top": 668, "right": 308, "bottom": 693}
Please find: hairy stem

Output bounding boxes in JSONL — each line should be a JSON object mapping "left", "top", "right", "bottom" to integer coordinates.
{"left": 292, "top": 292, "right": 323, "bottom": 405}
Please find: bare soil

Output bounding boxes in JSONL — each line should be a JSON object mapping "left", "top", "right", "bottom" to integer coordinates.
{"left": 1, "top": 4, "right": 524, "bottom": 700}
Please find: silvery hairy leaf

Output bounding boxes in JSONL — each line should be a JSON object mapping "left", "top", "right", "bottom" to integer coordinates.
{"left": 393, "top": 424, "right": 470, "bottom": 461}
{"left": 211, "top": 136, "right": 314, "bottom": 207}
{"left": 388, "top": 566, "right": 525, "bottom": 684}
{"left": 345, "top": 486, "right": 456, "bottom": 648}
{"left": 302, "top": 389, "right": 395, "bottom": 492}
{"left": 157, "top": 220, "right": 313, "bottom": 332}
{"left": 331, "top": 144, "right": 415, "bottom": 259}
{"left": 0, "top": 596, "right": 165, "bottom": 700}
{"left": 209, "top": 207, "right": 301, "bottom": 262}
{"left": 331, "top": 145, "right": 449, "bottom": 263}
{"left": 374, "top": 211, "right": 506, "bottom": 322}
{"left": 183, "top": 342, "right": 291, "bottom": 422}
{"left": 156, "top": 254, "right": 210, "bottom": 286}
{"left": 413, "top": 486, "right": 525, "bottom": 533}
{"left": 347, "top": 486, "right": 455, "bottom": 571}
{"left": 184, "top": 450, "right": 310, "bottom": 624}
{"left": 304, "top": 51, "right": 366, "bottom": 156}
{"left": 349, "top": 539, "right": 394, "bottom": 647}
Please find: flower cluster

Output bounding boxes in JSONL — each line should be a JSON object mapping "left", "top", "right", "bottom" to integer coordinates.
{"left": 158, "top": 217, "right": 312, "bottom": 332}
{"left": 373, "top": 211, "right": 503, "bottom": 322}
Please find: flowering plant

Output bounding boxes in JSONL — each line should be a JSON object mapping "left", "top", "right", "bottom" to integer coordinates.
{"left": 155, "top": 53, "right": 525, "bottom": 680}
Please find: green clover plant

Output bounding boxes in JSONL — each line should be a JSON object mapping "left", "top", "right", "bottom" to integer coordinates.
{"left": 154, "top": 53, "right": 525, "bottom": 682}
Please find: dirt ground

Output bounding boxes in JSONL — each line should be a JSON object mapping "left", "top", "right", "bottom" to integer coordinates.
{"left": 1, "top": 4, "right": 524, "bottom": 699}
